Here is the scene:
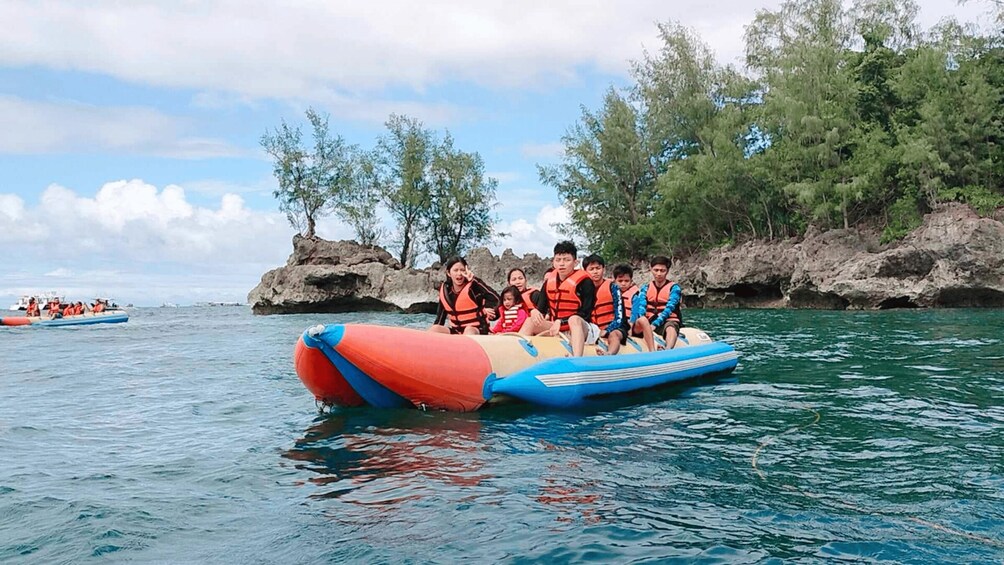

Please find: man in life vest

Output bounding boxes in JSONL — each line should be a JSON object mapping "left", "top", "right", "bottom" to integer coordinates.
{"left": 613, "top": 263, "right": 657, "bottom": 353}
{"left": 635, "top": 255, "right": 684, "bottom": 349}
{"left": 429, "top": 256, "right": 500, "bottom": 335}
{"left": 48, "top": 298, "right": 63, "bottom": 319}
{"left": 92, "top": 299, "right": 106, "bottom": 313}
{"left": 583, "top": 254, "right": 630, "bottom": 356}
{"left": 73, "top": 301, "right": 85, "bottom": 315}
{"left": 25, "top": 297, "right": 40, "bottom": 318}
{"left": 520, "top": 240, "right": 596, "bottom": 357}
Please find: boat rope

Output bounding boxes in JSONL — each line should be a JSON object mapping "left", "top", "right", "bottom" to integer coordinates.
{"left": 752, "top": 404, "right": 1004, "bottom": 550}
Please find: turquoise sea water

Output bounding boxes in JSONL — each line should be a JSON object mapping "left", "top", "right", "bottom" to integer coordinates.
{"left": 1, "top": 307, "right": 1002, "bottom": 563}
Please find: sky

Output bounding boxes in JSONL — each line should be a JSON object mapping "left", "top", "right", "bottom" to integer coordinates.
{"left": 0, "top": 1, "right": 993, "bottom": 306}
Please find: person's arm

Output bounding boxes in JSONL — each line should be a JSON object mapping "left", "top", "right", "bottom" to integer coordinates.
{"left": 434, "top": 285, "right": 448, "bottom": 326}
{"left": 533, "top": 284, "right": 549, "bottom": 316}
{"left": 473, "top": 277, "right": 500, "bottom": 311}
{"left": 631, "top": 284, "right": 648, "bottom": 325}
{"left": 509, "top": 308, "right": 528, "bottom": 333}
{"left": 574, "top": 278, "right": 596, "bottom": 320}
{"left": 652, "top": 284, "right": 682, "bottom": 326}
{"left": 604, "top": 283, "right": 624, "bottom": 335}
{"left": 490, "top": 315, "right": 503, "bottom": 333}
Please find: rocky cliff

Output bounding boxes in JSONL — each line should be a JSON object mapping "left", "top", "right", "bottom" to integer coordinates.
{"left": 249, "top": 203, "right": 1004, "bottom": 314}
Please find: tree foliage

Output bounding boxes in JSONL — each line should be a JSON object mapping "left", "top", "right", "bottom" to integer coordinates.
{"left": 261, "top": 108, "right": 353, "bottom": 239}
{"left": 547, "top": 0, "right": 1004, "bottom": 260}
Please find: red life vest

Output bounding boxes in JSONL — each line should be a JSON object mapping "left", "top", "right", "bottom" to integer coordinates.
{"left": 438, "top": 281, "right": 483, "bottom": 330}
{"left": 544, "top": 269, "right": 591, "bottom": 329}
{"left": 520, "top": 287, "right": 538, "bottom": 311}
{"left": 591, "top": 279, "right": 616, "bottom": 327}
{"left": 621, "top": 284, "right": 638, "bottom": 319}
{"left": 646, "top": 281, "right": 682, "bottom": 323}
{"left": 26, "top": 302, "right": 40, "bottom": 317}
{"left": 93, "top": 303, "right": 105, "bottom": 313}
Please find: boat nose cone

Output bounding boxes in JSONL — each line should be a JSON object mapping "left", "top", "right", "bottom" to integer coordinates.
{"left": 302, "top": 324, "right": 344, "bottom": 349}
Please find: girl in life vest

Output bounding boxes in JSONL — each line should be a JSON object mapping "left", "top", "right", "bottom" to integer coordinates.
{"left": 491, "top": 286, "right": 529, "bottom": 334}
{"left": 429, "top": 256, "right": 501, "bottom": 335}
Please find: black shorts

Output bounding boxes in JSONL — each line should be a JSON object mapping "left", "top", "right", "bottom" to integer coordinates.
{"left": 605, "top": 324, "right": 629, "bottom": 344}
{"left": 652, "top": 318, "right": 681, "bottom": 338}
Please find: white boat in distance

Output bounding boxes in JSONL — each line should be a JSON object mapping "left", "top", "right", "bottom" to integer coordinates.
{"left": 8, "top": 292, "right": 64, "bottom": 311}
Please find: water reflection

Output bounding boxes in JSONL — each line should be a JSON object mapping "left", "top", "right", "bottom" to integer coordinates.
{"left": 284, "top": 409, "right": 491, "bottom": 501}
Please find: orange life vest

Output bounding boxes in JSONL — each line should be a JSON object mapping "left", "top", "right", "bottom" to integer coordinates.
{"left": 438, "top": 281, "right": 483, "bottom": 330}
{"left": 520, "top": 287, "right": 538, "bottom": 311}
{"left": 591, "top": 279, "right": 616, "bottom": 327}
{"left": 63, "top": 305, "right": 73, "bottom": 317}
{"left": 93, "top": 303, "right": 105, "bottom": 313}
{"left": 26, "top": 303, "right": 40, "bottom": 317}
{"left": 544, "top": 269, "right": 591, "bottom": 329}
{"left": 621, "top": 284, "right": 638, "bottom": 320}
{"left": 646, "top": 280, "right": 682, "bottom": 323}
{"left": 74, "top": 304, "right": 83, "bottom": 315}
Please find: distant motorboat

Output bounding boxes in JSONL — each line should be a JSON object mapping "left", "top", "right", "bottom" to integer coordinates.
{"left": 160, "top": 302, "right": 179, "bottom": 308}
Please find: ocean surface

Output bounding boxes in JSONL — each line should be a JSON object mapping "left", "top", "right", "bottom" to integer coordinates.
{"left": 1, "top": 307, "right": 1002, "bottom": 563}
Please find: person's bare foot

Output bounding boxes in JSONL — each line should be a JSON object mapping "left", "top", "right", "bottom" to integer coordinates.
{"left": 595, "top": 348, "right": 606, "bottom": 356}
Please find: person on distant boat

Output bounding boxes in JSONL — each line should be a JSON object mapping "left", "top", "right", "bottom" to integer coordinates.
{"left": 429, "top": 257, "right": 500, "bottom": 335}
{"left": 613, "top": 264, "right": 655, "bottom": 352}
{"left": 25, "top": 297, "right": 40, "bottom": 318}
{"left": 48, "top": 298, "right": 63, "bottom": 319}
{"left": 582, "top": 254, "right": 629, "bottom": 356}
{"left": 62, "top": 302, "right": 74, "bottom": 318}
{"left": 73, "top": 301, "right": 84, "bottom": 316}
{"left": 92, "top": 299, "right": 106, "bottom": 314}
{"left": 520, "top": 240, "right": 597, "bottom": 357}
{"left": 506, "top": 268, "right": 541, "bottom": 313}
{"left": 635, "top": 255, "right": 683, "bottom": 349}
{"left": 490, "top": 286, "right": 529, "bottom": 334}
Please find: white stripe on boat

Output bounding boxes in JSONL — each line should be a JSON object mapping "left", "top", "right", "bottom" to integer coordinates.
{"left": 536, "top": 351, "right": 738, "bottom": 387}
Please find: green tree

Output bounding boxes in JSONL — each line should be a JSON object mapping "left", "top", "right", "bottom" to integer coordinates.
{"left": 376, "top": 114, "right": 433, "bottom": 267}
{"left": 540, "top": 88, "right": 662, "bottom": 261}
{"left": 425, "top": 134, "right": 499, "bottom": 263}
{"left": 261, "top": 108, "right": 353, "bottom": 239}
{"left": 339, "top": 149, "right": 385, "bottom": 246}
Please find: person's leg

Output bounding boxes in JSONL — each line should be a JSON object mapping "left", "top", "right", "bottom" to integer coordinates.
{"left": 428, "top": 325, "right": 450, "bottom": 334}
{"left": 519, "top": 315, "right": 549, "bottom": 336}
{"left": 606, "top": 328, "right": 625, "bottom": 355}
{"left": 663, "top": 320, "right": 680, "bottom": 349}
{"left": 567, "top": 315, "right": 588, "bottom": 357}
{"left": 633, "top": 318, "right": 656, "bottom": 352}
{"left": 462, "top": 325, "right": 481, "bottom": 335}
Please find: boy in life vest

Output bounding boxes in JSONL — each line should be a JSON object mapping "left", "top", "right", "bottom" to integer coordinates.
{"left": 491, "top": 286, "right": 529, "bottom": 334}
{"left": 520, "top": 240, "right": 597, "bottom": 357}
{"left": 635, "top": 255, "right": 684, "bottom": 349}
{"left": 582, "top": 254, "right": 630, "bottom": 355}
{"left": 429, "top": 256, "right": 500, "bottom": 335}
{"left": 612, "top": 263, "right": 658, "bottom": 353}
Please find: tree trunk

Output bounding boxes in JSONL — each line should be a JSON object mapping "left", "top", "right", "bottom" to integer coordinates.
{"left": 306, "top": 215, "right": 316, "bottom": 239}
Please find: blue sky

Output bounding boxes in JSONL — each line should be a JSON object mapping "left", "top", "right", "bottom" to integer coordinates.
{"left": 0, "top": 1, "right": 991, "bottom": 306}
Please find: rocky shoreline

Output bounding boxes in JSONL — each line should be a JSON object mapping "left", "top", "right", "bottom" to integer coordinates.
{"left": 248, "top": 203, "right": 1004, "bottom": 314}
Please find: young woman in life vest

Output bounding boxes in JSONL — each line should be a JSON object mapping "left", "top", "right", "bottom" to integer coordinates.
{"left": 490, "top": 286, "right": 529, "bottom": 334}
{"left": 429, "top": 256, "right": 501, "bottom": 335}
{"left": 506, "top": 268, "right": 541, "bottom": 313}
{"left": 519, "top": 240, "right": 596, "bottom": 357}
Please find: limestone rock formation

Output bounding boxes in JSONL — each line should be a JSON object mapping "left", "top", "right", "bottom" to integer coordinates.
{"left": 250, "top": 204, "right": 1004, "bottom": 314}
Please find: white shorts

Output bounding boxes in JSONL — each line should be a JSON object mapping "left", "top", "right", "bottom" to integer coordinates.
{"left": 585, "top": 322, "right": 600, "bottom": 345}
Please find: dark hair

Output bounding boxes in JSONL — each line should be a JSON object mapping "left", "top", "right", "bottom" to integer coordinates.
{"left": 582, "top": 254, "right": 604, "bottom": 268}
{"left": 613, "top": 264, "right": 634, "bottom": 278}
{"left": 553, "top": 240, "right": 577, "bottom": 257}
{"left": 506, "top": 268, "right": 526, "bottom": 284}
{"left": 445, "top": 256, "right": 467, "bottom": 272}
{"left": 650, "top": 255, "right": 671, "bottom": 268}
{"left": 500, "top": 285, "right": 522, "bottom": 304}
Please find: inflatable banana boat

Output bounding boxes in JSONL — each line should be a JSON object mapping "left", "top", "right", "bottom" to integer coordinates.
{"left": 0, "top": 310, "right": 129, "bottom": 327}
{"left": 294, "top": 324, "right": 738, "bottom": 411}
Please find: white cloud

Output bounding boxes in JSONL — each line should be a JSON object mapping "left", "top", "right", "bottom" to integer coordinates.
{"left": 493, "top": 204, "right": 572, "bottom": 257}
{"left": 520, "top": 142, "right": 566, "bottom": 159}
{"left": 0, "top": 96, "right": 246, "bottom": 158}
{"left": 44, "top": 268, "right": 74, "bottom": 278}
{"left": 0, "top": 1, "right": 986, "bottom": 106}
